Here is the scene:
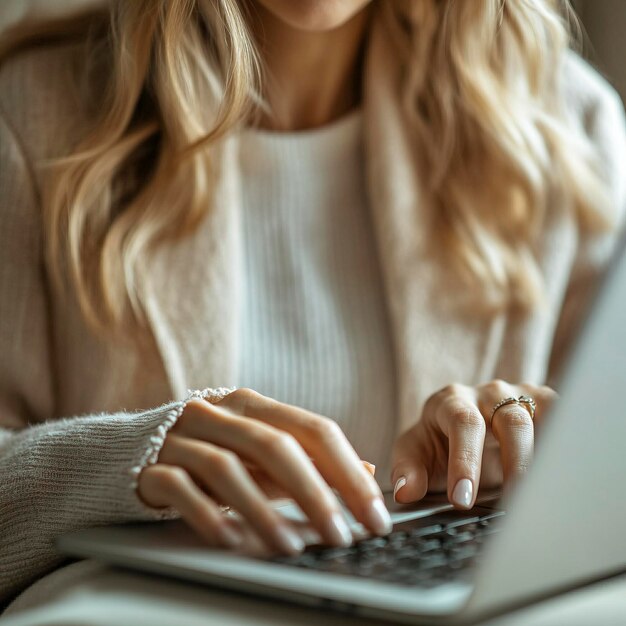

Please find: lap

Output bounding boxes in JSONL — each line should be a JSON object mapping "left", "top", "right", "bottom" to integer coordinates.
{"left": 1, "top": 560, "right": 360, "bottom": 626}
{"left": 3, "top": 560, "right": 626, "bottom": 626}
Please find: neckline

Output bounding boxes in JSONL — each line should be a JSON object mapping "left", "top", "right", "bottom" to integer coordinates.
{"left": 242, "top": 108, "right": 362, "bottom": 143}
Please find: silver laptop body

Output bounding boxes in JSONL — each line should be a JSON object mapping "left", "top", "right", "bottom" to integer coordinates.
{"left": 58, "top": 244, "right": 626, "bottom": 624}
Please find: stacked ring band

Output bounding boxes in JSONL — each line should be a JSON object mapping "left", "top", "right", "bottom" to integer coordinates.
{"left": 490, "top": 395, "right": 536, "bottom": 427}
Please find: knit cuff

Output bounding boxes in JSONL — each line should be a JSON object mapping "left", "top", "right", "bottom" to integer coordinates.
{"left": 128, "top": 387, "right": 237, "bottom": 518}
{"left": 186, "top": 386, "right": 238, "bottom": 404}
{"left": 127, "top": 401, "right": 185, "bottom": 520}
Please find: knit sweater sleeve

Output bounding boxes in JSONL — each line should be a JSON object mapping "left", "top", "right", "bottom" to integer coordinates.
{"left": 0, "top": 100, "right": 227, "bottom": 604}
{"left": 0, "top": 405, "right": 185, "bottom": 605}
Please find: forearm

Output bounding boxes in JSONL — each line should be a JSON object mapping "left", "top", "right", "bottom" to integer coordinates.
{"left": 0, "top": 402, "right": 183, "bottom": 605}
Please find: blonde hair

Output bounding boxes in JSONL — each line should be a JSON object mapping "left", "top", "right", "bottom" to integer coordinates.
{"left": 2, "top": 0, "right": 613, "bottom": 332}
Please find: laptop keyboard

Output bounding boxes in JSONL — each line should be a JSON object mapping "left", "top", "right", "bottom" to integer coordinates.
{"left": 273, "top": 507, "right": 505, "bottom": 588}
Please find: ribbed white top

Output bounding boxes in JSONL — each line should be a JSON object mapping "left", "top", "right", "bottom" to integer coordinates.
{"left": 237, "top": 111, "right": 398, "bottom": 486}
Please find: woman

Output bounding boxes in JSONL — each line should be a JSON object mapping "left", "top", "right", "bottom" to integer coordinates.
{"left": 1, "top": 0, "right": 624, "bottom": 615}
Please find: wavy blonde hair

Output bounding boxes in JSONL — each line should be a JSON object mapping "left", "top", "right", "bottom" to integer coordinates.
{"left": 2, "top": 0, "right": 612, "bottom": 332}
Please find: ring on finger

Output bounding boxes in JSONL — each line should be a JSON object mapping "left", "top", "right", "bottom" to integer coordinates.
{"left": 490, "top": 395, "right": 536, "bottom": 428}
{"left": 220, "top": 505, "right": 237, "bottom": 517}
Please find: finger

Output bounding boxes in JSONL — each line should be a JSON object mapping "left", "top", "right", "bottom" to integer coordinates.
{"left": 158, "top": 435, "right": 306, "bottom": 554}
{"left": 190, "top": 411, "right": 358, "bottom": 546}
{"left": 238, "top": 392, "right": 390, "bottom": 536}
{"left": 476, "top": 379, "right": 556, "bottom": 429}
{"left": 490, "top": 401, "right": 534, "bottom": 485}
{"left": 437, "top": 393, "right": 486, "bottom": 510}
{"left": 518, "top": 384, "right": 559, "bottom": 430}
{"left": 176, "top": 401, "right": 354, "bottom": 545}
{"left": 245, "top": 459, "right": 375, "bottom": 499}
{"left": 186, "top": 391, "right": 389, "bottom": 538}
{"left": 245, "top": 466, "right": 292, "bottom": 500}
{"left": 139, "top": 464, "right": 243, "bottom": 548}
{"left": 391, "top": 430, "right": 430, "bottom": 504}
{"left": 244, "top": 459, "right": 376, "bottom": 479}
{"left": 362, "top": 461, "right": 376, "bottom": 476}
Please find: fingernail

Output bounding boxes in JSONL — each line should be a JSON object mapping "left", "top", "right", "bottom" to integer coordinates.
{"left": 327, "top": 512, "right": 353, "bottom": 547}
{"left": 218, "top": 524, "right": 243, "bottom": 548}
{"left": 362, "top": 461, "right": 376, "bottom": 476}
{"left": 452, "top": 478, "right": 473, "bottom": 508}
{"left": 276, "top": 525, "right": 305, "bottom": 554}
{"left": 393, "top": 476, "right": 407, "bottom": 501}
{"left": 365, "top": 498, "right": 393, "bottom": 535}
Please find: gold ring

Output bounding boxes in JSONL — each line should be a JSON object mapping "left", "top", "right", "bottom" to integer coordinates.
{"left": 517, "top": 395, "right": 537, "bottom": 420}
{"left": 490, "top": 395, "right": 536, "bottom": 427}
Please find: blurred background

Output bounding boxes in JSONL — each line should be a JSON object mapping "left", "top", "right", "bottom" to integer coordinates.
{"left": 0, "top": 0, "right": 624, "bottom": 104}
{"left": 574, "top": 0, "right": 626, "bottom": 103}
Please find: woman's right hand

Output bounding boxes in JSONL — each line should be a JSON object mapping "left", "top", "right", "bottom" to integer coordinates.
{"left": 137, "top": 388, "right": 392, "bottom": 554}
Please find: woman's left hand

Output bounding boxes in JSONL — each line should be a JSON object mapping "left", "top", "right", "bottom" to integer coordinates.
{"left": 391, "top": 380, "right": 558, "bottom": 509}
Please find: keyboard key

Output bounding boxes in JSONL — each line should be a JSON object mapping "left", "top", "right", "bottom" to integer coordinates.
{"left": 444, "top": 516, "right": 482, "bottom": 530}
{"left": 269, "top": 508, "right": 507, "bottom": 589}
{"left": 408, "top": 523, "right": 443, "bottom": 537}
{"left": 357, "top": 537, "right": 388, "bottom": 549}
{"left": 479, "top": 510, "right": 506, "bottom": 523}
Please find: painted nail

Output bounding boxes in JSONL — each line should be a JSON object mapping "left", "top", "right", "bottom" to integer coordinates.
{"left": 327, "top": 512, "right": 353, "bottom": 547}
{"left": 218, "top": 524, "right": 243, "bottom": 548}
{"left": 452, "top": 478, "right": 473, "bottom": 508}
{"left": 393, "top": 476, "right": 407, "bottom": 501}
{"left": 365, "top": 498, "right": 393, "bottom": 535}
{"left": 276, "top": 525, "right": 305, "bottom": 554}
{"left": 362, "top": 461, "right": 376, "bottom": 476}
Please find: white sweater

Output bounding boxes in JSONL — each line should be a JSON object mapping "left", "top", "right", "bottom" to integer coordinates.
{"left": 237, "top": 112, "right": 397, "bottom": 483}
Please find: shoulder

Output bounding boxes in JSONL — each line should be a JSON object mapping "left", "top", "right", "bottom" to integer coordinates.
{"left": 562, "top": 51, "right": 626, "bottom": 222}
{"left": 0, "top": 44, "right": 86, "bottom": 250}
{"left": 0, "top": 40, "right": 96, "bottom": 164}
{"left": 563, "top": 51, "right": 624, "bottom": 117}
{"left": 562, "top": 52, "right": 626, "bottom": 178}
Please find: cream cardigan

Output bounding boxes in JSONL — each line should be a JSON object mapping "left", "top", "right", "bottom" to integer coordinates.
{"left": 0, "top": 21, "right": 625, "bottom": 606}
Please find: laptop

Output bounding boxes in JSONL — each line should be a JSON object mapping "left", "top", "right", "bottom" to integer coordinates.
{"left": 57, "top": 242, "right": 626, "bottom": 624}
